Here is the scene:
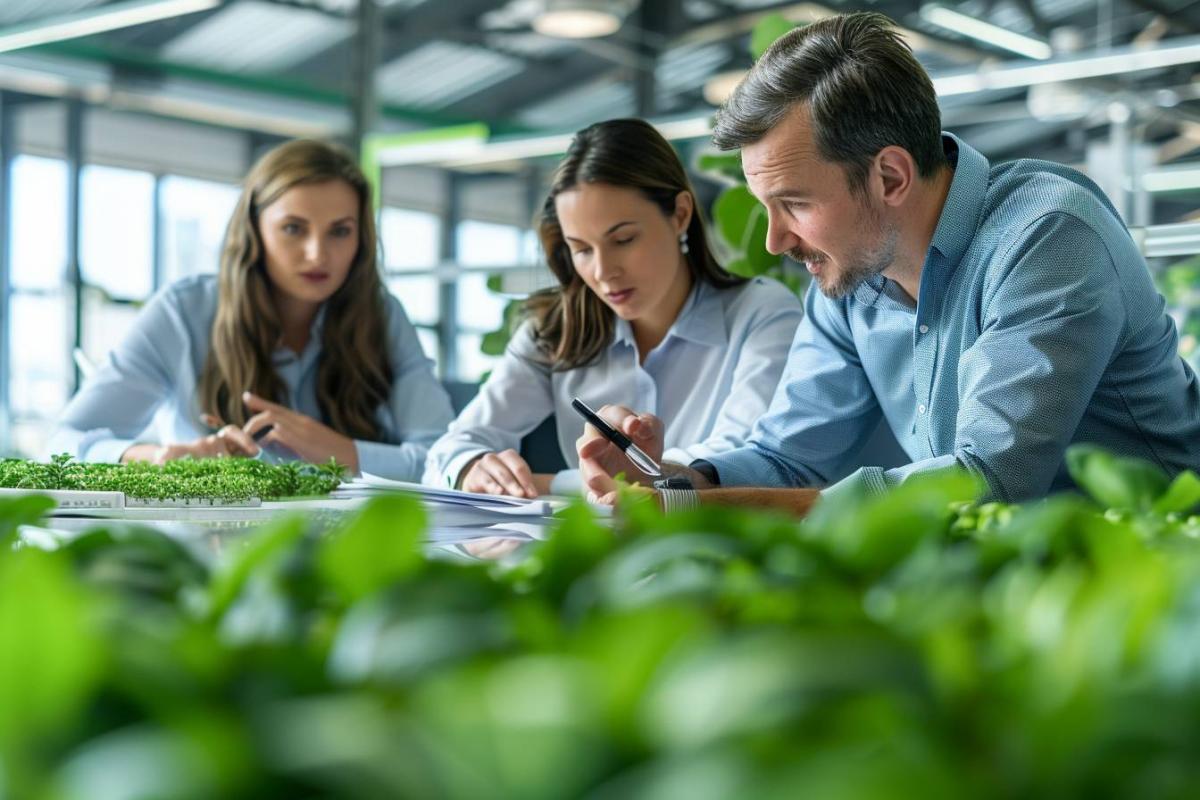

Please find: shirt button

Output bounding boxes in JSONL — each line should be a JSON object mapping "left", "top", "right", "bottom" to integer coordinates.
{"left": 918, "top": 324, "right": 929, "bottom": 334}
{"left": 918, "top": 404, "right": 927, "bottom": 414}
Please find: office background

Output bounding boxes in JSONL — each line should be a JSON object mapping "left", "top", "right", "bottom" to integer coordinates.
{"left": 1, "top": 0, "right": 1199, "bottom": 458}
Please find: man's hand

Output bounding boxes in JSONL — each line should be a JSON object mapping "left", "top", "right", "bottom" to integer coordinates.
{"left": 242, "top": 391, "right": 359, "bottom": 473}
{"left": 575, "top": 404, "right": 664, "bottom": 491}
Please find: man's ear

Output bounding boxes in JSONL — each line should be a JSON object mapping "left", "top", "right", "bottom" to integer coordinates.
{"left": 673, "top": 190, "right": 694, "bottom": 234}
{"left": 874, "top": 146, "right": 917, "bottom": 207}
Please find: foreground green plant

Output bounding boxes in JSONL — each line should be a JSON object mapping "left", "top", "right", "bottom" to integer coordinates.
{"left": 0, "top": 454, "right": 345, "bottom": 502}
{"left": 1, "top": 447, "right": 1199, "bottom": 799}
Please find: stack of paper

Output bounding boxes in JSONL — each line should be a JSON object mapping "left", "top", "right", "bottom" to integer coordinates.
{"left": 338, "top": 474, "right": 568, "bottom": 538}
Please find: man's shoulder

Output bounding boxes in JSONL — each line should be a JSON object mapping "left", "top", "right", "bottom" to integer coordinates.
{"left": 982, "top": 159, "right": 1124, "bottom": 236}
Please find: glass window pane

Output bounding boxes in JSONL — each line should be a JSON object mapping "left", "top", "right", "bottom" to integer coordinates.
{"left": 456, "top": 272, "right": 508, "bottom": 332}
{"left": 456, "top": 333, "right": 501, "bottom": 383}
{"left": 160, "top": 175, "right": 240, "bottom": 285}
{"left": 11, "top": 155, "right": 67, "bottom": 291}
{"left": 9, "top": 293, "right": 69, "bottom": 416}
{"left": 416, "top": 327, "right": 440, "bottom": 365}
{"left": 456, "top": 220, "right": 523, "bottom": 267}
{"left": 82, "top": 165, "right": 155, "bottom": 299}
{"left": 380, "top": 207, "right": 440, "bottom": 271}
{"left": 388, "top": 275, "right": 440, "bottom": 327}
{"left": 81, "top": 295, "right": 141, "bottom": 370}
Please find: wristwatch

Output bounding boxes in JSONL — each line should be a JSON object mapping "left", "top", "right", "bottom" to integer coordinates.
{"left": 652, "top": 475, "right": 698, "bottom": 512}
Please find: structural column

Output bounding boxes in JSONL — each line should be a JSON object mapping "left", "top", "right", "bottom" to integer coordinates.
{"left": 350, "top": 0, "right": 381, "bottom": 155}
{"left": 65, "top": 98, "right": 84, "bottom": 393}
{"left": 0, "top": 93, "right": 13, "bottom": 452}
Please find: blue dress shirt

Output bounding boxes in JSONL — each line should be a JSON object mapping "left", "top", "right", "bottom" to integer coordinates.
{"left": 704, "top": 134, "right": 1200, "bottom": 502}
{"left": 424, "top": 277, "right": 803, "bottom": 491}
{"left": 47, "top": 275, "right": 455, "bottom": 480}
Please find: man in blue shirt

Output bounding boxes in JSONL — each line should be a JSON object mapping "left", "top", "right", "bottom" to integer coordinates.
{"left": 577, "top": 11, "right": 1200, "bottom": 514}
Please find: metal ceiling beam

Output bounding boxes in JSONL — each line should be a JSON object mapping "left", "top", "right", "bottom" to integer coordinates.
{"left": 31, "top": 39, "right": 473, "bottom": 127}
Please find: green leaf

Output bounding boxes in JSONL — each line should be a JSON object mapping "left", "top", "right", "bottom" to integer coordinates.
{"left": 1153, "top": 470, "right": 1200, "bottom": 514}
{"left": 750, "top": 13, "right": 797, "bottom": 59}
{"left": 0, "top": 493, "right": 56, "bottom": 549}
{"left": 712, "top": 186, "right": 779, "bottom": 273}
{"left": 1066, "top": 445, "right": 1170, "bottom": 511}
{"left": 208, "top": 514, "right": 308, "bottom": 617}
{"left": 696, "top": 152, "right": 741, "bottom": 182}
{"left": 0, "top": 550, "right": 102, "bottom": 748}
{"left": 318, "top": 494, "right": 426, "bottom": 604}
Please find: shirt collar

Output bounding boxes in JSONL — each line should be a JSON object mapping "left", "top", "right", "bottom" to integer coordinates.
{"left": 272, "top": 303, "right": 328, "bottom": 365}
{"left": 611, "top": 280, "right": 727, "bottom": 352}
{"left": 929, "top": 132, "right": 989, "bottom": 267}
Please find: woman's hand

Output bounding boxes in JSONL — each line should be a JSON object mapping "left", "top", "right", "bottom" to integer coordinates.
{"left": 459, "top": 449, "right": 539, "bottom": 498}
{"left": 120, "top": 423, "right": 258, "bottom": 465}
{"left": 241, "top": 391, "right": 360, "bottom": 473}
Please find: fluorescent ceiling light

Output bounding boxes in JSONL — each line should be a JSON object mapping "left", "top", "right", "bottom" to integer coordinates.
{"left": 0, "top": 0, "right": 220, "bottom": 54}
{"left": 932, "top": 33, "right": 1200, "bottom": 95}
{"left": 919, "top": 4, "right": 1051, "bottom": 60}
{"left": 1141, "top": 165, "right": 1200, "bottom": 193}
{"left": 533, "top": 0, "right": 631, "bottom": 39}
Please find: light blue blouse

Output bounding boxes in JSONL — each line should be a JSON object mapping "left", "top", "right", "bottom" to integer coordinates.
{"left": 47, "top": 275, "right": 455, "bottom": 480}
{"left": 424, "top": 277, "right": 803, "bottom": 491}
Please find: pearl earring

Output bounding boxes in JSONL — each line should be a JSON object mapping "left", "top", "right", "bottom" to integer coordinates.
{"left": 679, "top": 231, "right": 689, "bottom": 255}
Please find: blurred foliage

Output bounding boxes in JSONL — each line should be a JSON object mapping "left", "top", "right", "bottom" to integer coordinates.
{"left": 699, "top": 14, "right": 810, "bottom": 296}
{"left": 1156, "top": 256, "right": 1200, "bottom": 369}
{"left": 2, "top": 447, "right": 1200, "bottom": 798}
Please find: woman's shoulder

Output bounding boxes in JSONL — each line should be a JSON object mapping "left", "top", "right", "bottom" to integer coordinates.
{"left": 714, "top": 275, "right": 802, "bottom": 317}
{"left": 157, "top": 274, "right": 220, "bottom": 310}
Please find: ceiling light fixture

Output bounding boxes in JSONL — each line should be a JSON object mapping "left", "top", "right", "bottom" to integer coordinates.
{"left": 919, "top": 3, "right": 1052, "bottom": 60}
{"left": 933, "top": 33, "right": 1200, "bottom": 95}
{"left": 0, "top": 0, "right": 220, "bottom": 54}
{"left": 532, "top": 0, "right": 636, "bottom": 39}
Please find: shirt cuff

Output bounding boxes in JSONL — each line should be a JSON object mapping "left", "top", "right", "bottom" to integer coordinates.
{"left": 701, "top": 446, "right": 794, "bottom": 488}
{"left": 819, "top": 465, "right": 892, "bottom": 507}
{"left": 437, "top": 448, "right": 489, "bottom": 489}
{"left": 549, "top": 469, "right": 582, "bottom": 495}
{"left": 354, "top": 439, "right": 425, "bottom": 483}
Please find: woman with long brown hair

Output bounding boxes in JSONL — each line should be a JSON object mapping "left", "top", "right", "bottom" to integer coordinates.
{"left": 426, "top": 118, "right": 802, "bottom": 496}
{"left": 49, "top": 139, "right": 453, "bottom": 479}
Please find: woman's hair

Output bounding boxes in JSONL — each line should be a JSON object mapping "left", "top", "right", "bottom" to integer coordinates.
{"left": 198, "top": 138, "right": 392, "bottom": 440}
{"left": 527, "top": 118, "right": 744, "bottom": 370}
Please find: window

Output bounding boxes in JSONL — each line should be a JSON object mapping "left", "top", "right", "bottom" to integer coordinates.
{"left": 10, "top": 156, "right": 67, "bottom": 292}
{"left": 380, "top": 207, "right": 443, "bottom": 372}
{"left": 80, "top": 165, "right": 156, "bottom": 370}
{"left": 454, "top": 220, "right": 526, "bottom": 381}
{"left": 81, "top": 165, "right": 155, "bottom": 299}
{"left": 159, "top": 175, "right": 240, "bottom": 285}
{"left": 380, "top": 207, "right": 440, "bottom": 271}
{"left": 6, "top": 156, "right": 70, "bottom": 457}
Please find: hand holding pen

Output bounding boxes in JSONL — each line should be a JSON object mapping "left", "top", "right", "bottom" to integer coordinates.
{"left": 573, "top": 398, "right": 666, "bottom": 494}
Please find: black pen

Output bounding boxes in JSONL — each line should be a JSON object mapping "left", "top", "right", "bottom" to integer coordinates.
{"left": 571, "top": 397, "right": 662, "bottom": 478}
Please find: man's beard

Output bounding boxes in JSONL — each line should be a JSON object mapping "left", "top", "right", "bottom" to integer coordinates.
{"left": 789, "top": 204, "right": 899, "bottom": 300}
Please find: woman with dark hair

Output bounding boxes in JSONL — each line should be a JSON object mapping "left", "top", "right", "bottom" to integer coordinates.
{"left": 49, "top": 139, "right": 454, "bottom": 480}
{"left": 426, "top": 118, "right": 802, "bottom": 497}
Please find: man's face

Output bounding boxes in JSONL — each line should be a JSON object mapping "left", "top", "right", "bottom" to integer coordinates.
{"left": 742, "top": 105, "right": 898, "bottom": 299}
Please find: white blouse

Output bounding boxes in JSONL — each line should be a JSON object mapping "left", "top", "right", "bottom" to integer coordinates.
{"left": 424, "top": 276, "right": 803, "bottom": 491}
